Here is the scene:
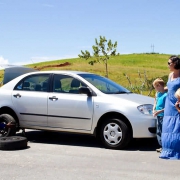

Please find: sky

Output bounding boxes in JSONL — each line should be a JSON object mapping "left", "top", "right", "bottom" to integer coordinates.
{"left": 0, "top": 0, "right": 180, "bottom": 65}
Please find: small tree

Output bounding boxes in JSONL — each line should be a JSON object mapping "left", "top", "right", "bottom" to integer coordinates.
{"left": 78, "top": 36, "right": 118, "bottom": 78}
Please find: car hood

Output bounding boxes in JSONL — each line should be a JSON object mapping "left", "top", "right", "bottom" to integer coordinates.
{"left": 110, "top": 93, "right": 154, "bottom": 105}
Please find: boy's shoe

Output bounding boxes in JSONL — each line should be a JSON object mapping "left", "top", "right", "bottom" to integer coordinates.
{"left": 156, "top": 148, "right": 162, "bottom": 153}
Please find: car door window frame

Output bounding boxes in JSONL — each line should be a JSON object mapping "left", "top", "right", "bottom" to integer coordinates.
{"left": 14, "top": 74, "right": 51, "bottom": 92}
{"left": 51, "top": 74, "right": 87, "bottom": 94}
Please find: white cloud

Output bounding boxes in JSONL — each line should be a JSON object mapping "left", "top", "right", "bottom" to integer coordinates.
{"left": 0, "top": 56, "right": 9, "bottom": 64}
{"left": 13, "top": 55, "right": 78, "bottom": 66}
{"left": 31, "top": 55, "right": 78, "bottom": 63}
{"left": 0, "top": 56, "right": 11, "bottom": 70}
{"left": 31, "top": 56, "right": 61, "bottom": 63}
{"left": 42, "top": 4, "right": 54, "bottom": 8}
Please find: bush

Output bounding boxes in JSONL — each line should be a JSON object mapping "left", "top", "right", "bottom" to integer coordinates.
{"left": 123, "top": 71, "right": 168, "bottom": 97}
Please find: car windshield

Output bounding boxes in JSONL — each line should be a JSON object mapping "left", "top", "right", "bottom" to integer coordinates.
{"left": 79, "top": 74, "right": 132, "bottom": 94}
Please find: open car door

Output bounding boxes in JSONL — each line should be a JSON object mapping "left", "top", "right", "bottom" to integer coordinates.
{"left": 1, "top": 65, "right": 37, "bottom": 85}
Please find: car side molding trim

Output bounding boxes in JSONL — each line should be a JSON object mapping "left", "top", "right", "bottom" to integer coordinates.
{"left": 20, "top": 113, "right": 91, "bottom": 120}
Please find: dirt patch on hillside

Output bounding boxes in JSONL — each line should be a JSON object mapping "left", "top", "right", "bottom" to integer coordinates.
{"left": 34, "top": 62, "right": 71, "bottom": 70}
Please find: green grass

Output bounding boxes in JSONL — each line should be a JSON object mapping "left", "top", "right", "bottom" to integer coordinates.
{"left": 0, "top": 53, "right": 171, "bottom": 96}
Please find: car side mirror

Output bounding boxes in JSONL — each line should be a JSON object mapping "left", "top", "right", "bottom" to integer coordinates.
{"left": 79, "top": 87, "right": 92, "bottom": 96}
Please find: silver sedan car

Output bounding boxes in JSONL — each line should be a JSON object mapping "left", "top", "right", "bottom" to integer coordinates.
{"left": 0, "top": 70, "right": 156, "bottom": 149}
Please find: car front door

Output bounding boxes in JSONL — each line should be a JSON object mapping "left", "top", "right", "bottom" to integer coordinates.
{"left": 12, "top": 74, "right": 50, "bottom": 127}
{"left": 47, "top": 74, "right": 93, "bottom": 130}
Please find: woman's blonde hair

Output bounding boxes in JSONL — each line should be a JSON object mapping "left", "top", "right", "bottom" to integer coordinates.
{"left": 153, "top": 78, "right": 165, "bottom": 87}
{"left": 175, "top": 88, "right": 180, "bottom": 98}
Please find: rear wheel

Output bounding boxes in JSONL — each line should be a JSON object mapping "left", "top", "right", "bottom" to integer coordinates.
{"left": 100, "top": 118, "right": 131, "bottom": 149}
{"left": 0, "top": 114, "right": 16, "bottom": 137}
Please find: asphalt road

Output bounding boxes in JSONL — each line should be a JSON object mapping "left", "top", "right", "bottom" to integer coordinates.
{"left": 1, "top": 129, "right": 180, "bottom": 180}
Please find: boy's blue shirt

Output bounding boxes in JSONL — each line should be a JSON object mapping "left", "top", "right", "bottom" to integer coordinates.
{"left": 155, "top": 91, "right": 167, "bottom": 116}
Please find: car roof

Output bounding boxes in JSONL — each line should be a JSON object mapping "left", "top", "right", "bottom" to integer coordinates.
{"left": 28, "top": 70, "right": 93, "bottom": 75}
{"left": 18, "top": 70, "right": 94, "bottom": 77}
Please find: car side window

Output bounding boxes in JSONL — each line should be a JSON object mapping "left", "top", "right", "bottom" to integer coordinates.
{"left": 14, "top": 74, "right": 50, "bottom": 92}
{"left": 53, "top": 74, "right": 87, "bottom": 94}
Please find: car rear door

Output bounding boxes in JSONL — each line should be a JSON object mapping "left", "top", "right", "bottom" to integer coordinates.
{"left": 47, "top": 74, "right": 93, "bottom": 130}
{"left": 12, "top": 74, "right": 50, "bottom": 127}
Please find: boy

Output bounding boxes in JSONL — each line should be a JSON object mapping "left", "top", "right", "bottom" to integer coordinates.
{"left": 152, "top": 78, "right": 167, "bottom": 153}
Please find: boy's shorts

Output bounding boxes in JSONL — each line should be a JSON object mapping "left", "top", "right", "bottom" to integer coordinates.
{"left": 156, "top": 116, "right": 163, "bottom": 146}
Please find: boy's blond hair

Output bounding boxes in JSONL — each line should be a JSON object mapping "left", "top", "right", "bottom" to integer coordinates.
{"left": 153, "top": 78, "right": 165, "bottom": 87}
{"left": 175, "top": 88, "right": 180, "bottom": 98}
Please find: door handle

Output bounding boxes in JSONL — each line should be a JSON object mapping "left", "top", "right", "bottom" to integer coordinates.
{"left": 49, "top": 96, "right": 58, "bottom": 101}
{"left": 13, "top": 93, "right": 21, "bottom": 98}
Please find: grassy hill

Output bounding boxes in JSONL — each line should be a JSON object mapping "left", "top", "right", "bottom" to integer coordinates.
{"left": 0, "top": 53, "right": 171, "bottom": 96}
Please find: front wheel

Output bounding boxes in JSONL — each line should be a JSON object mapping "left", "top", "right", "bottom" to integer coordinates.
{"left": 0, "top": 114, "right": 16, "bottom": 137}
{"left": 100, "top": 118, "right": 131, "bottom": 150}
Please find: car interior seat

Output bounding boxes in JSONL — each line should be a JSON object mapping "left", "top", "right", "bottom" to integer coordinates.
{"left": 69, "top": 79, "right": 80, "bottom": 93}
{"left": 42, "top": 82, "right": 48, "bottom": 92}
{"left": 35, "top": 84, "right": 42, "bottom": 91}
{"left": 53, "top": 80, "right": 62, "bottom": 92}
{"left": 23, "top": 81, "right": 30, "bottom": 90}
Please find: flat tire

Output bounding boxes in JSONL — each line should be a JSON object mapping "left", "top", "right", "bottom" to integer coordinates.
{"left": 0, "top": 136, "right": 28, "bottom": 150}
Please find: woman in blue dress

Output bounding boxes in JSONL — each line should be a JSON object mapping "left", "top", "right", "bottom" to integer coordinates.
{"left": 160, "top": 56, "right": 180, "bottom": 159}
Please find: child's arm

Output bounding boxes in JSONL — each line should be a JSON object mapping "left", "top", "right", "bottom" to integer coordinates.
{"left": 153, "top": 93, "right": 157, "bottom": 117}
{"left": 154, "top": 109, "right": 164, "bottom": 116}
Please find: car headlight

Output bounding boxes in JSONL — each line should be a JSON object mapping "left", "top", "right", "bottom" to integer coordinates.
{"left": 137, "top": 104, "right": 153, "bottom": 115}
